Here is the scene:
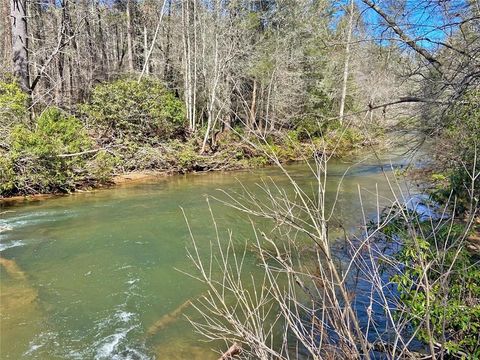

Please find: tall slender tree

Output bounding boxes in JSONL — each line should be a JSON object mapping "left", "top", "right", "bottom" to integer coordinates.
{"left": 10, "top": 0, "right": 30, "bottom": 94}
{"left": 339, "top": 0, "right": 354, "bottom": 124}
{"left": 2, "top": 0, "right": 12, "bottom": 69}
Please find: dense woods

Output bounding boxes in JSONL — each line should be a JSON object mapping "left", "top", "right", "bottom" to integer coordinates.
{"left": 1, "top": 0, "right": 478, "bottom": 195}
{"left": 2, "top": 0, "right": 387, "bottom": 130}
{"left": 1, "top": 1, "right": 478, "bottom": 118}
{"left": 1, "top": 0, "right": 479, "bottom": 358}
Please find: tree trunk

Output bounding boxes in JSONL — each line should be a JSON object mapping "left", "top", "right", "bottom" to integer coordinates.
{"left": 269, "top": 82, "right": 276, "bottom": 132}
{"left": 182, "top": 0, "right": 191, "bottom": 130}
{"left": 64, "top": 0, "right": 78, "bottom": 104}
{"left": 182, "top": 0, "right": 196, "bottom": 132}
{"left": 265, "top": 70, "right": 275, "bottom": 134}
{"left": 201, "top": 32, "right": 220, "bottom": 154}
{"left": 10, "top": 0, "right": 30, "bottom": 94}
{"left": 339, "top": 0, "right": 354, "bottom": 124}
{"left": 249, "top": 79, "right": 257, "bottom": 130}
{"left": 96, "top": 4, "right": 108, "bottom": 76}
{"left": 126, "top": 0, "right": 134, "bottom": 72}
{"left": 138, "top": 0, "right": 167, "bottom": 82}
{"left": 3, "top": 0, "right": 12, "bottom": 69}
{"left": 191, "top": 0, "right": 197, "bottom": 131}
{"left": 164, "top": 0, "right": 173, "bottom": 84}
{"left": 143, "top": 25, "right": 149, "bottom": 75}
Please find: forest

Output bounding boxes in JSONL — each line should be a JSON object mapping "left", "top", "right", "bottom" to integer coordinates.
{"left": 0, "top": 0, "right": 479, "bottom": 359}
{"left": 0, "top": 0, "right": 444, "bottom": 195}
{"left": 0, "top": 0, "right": 478, "bottom": 196}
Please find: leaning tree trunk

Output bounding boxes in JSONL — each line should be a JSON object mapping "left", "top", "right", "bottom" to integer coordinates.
{"left": 10, "top": 0, "right": 30, "bottom": 94}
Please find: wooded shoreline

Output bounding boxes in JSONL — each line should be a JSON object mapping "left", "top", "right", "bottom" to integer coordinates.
{"left": 0, "top": 139, "right": 364, "bottom": 204}
{"left": 1, "top": 0, "right": 478, "bottom": 357}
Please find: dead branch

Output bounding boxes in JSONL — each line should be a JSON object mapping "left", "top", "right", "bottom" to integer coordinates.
{"left": 218, "top": 343, "right": 241, "bottom": 360}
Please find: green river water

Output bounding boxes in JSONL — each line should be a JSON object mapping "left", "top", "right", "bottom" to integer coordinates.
{"left": 0, "top": 151, "right": 421, "bottom": 359}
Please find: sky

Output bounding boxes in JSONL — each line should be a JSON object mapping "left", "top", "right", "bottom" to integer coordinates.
{"left": 355, "top": 0, "right": 468, "bottom": 51}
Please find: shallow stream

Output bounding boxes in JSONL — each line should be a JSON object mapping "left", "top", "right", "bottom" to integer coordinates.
{"left": 0, "top": 151, "right": 422, "bottom": 359}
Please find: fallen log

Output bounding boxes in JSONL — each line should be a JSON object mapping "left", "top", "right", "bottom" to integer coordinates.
{"left": 146, "top": 298, "right": 192, "bottom": 337}
{"left": 0, "top": 257, "right": 27, "bottom": 281}
{"left": 0, "top": 256, "right": 39, "bottom": 311}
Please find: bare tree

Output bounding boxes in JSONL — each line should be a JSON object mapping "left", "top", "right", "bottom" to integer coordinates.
{"left": 126, "top": 0, "right": 134, "bottom": 72}
{"left": 339, "top": 0, "right": 355, "bottom": 124}
{"left": 185, "top": 138, "right": 478, "bottom": 359}
{"left": 1, "top": 0, "right": 12, "bottom": 69}
{"left": 10, "top": 0, "right": 30, "bottom": 94}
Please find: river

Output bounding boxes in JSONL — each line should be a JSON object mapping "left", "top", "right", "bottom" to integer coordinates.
{"left": 0, "top": 150, "right": 422, "bottom": 359}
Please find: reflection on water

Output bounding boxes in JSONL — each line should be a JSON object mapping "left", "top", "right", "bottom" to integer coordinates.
{"left": 0, "top": 151, "right": 422, "bottom": 359}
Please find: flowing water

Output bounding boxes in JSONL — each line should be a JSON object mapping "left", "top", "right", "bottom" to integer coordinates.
{"left": 0, "top": 151, "right": 422, "bottom": 359}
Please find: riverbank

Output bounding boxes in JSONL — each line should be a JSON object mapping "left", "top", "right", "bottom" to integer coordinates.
{"left": 2, "top": 144, "right": 477, "bottom": 358}
{"left": 1, "top": 126, "right": 379, "bottom": 202}
{"left": 1, "top": 77, "right": 380, "bottom": 200}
